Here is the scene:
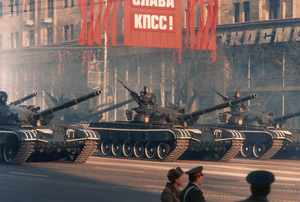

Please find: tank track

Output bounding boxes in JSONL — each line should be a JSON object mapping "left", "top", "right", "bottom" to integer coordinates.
{"left": 10, "top": 142, "right": 35, "bottom": 165}
{"left": 219, "top": 140, "right": 243, "bottom": 162}
{"left": 259, "top": 139, "right": 283, "bottom": 160}
{"left": 164, "top": 139, "right": 189, "bottom": 162}
{"left": 73, "top": 140, "right": 98, "bottom": 163}
{"left": 98, "top": 139, "right": 189, "bottom": 162}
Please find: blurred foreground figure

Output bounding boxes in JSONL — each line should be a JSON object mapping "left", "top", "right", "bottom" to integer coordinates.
{"left": 236, "top": 170, "right": 275, "bottom": 202}
{"left": 161, "top": 167, "right": 184, "bottom": 202}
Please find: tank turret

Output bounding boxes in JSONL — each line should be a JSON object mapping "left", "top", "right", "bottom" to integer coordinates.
{"left": 0, "top": 90, "right": 101, "bottom": 127}
{"left": 9, "top": 92, "right": 38, "bottom": 106}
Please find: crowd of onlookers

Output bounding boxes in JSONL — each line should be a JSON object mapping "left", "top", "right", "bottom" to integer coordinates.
{"left": 161, "top": 166, "right": 275, "bottom": 202}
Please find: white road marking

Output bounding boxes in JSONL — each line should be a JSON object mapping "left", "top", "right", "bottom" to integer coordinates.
{"left": 88, "top": 161, "right": 300, "bottom": 182}
{"left": 94, "top": 167, "right": 145, "bottom": 173}
{"left": 9, "top": 172, "right": 48, "bottom": 178}
{"left": 145, "top": 185, "right": 165, "bottom": 189}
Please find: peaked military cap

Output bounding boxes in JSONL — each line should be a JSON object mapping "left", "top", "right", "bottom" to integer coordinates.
{"left": 246, "top": 170, "right": 275, "bottom": 185}
{"left": 185, "top": 166, "right": 203, "bottom": 177}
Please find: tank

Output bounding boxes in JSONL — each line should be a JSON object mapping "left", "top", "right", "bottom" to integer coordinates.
{"left": 0, "top": 90, "right": 101, "bottom": 165}
{"left": 9, "top": 92, "right": 38, "bottom": 106}
{"left": 208, "top": 87, "right": 300, "bottom": 160}
{"left": 88, "top": 80, "right": 257, "bottom": 162}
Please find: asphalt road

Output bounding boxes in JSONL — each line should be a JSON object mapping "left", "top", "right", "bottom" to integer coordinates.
{"left": 1, "top": 154, "right": 299, "bottom": 202}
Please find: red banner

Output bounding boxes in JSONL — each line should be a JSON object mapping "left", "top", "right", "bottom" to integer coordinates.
{"left": 124, "top": 0, "right": 182, "bottom": 48}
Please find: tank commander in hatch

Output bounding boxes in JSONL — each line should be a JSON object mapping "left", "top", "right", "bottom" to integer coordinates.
{"left": 140, "top": 86, "right": 156, "bottom": 106}
{"left": 0, "top": 91, "right": 8, "bottom": 105}
{"left": 236, "top": 170, "right": 275, "bottom": 202}
{"left": 231, "top": 91, "right": 248, "bottom": 111}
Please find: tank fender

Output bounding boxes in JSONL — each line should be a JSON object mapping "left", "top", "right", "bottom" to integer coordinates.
{"left": 69, "top": 129, "right": 100, "bottom": 141}
{"left": 0, "top": 130, "right": 20, "bottom": 144}
{"left": 214, "top": 129, "right": 245, "bottom": 141}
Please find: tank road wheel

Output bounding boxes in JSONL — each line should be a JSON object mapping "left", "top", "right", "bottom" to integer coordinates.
{"left": 133, "top": 141, "right": 144, "bottom": 158}
{"left": 122, "top": 141, "right": 133, "bottom": 157}
{"left": 3, "top": 144, "right": 19, "bottom": 163}
{"left": 100, "top": 139, "right": 111, "bottom": 156}
{"left": 253, "top": 142, "right": 266, "bottom": 158}
{"left": 241, "top": 142, "right": 252, "bottom": 157}
{"left": 112, "top": 140, "right": 122, "bottom": 156}
{"left": 145, "top": 142, "right": 157, "bottom": 159}
{"left": 157, "top": 142, "right": 170, "bottom": 160}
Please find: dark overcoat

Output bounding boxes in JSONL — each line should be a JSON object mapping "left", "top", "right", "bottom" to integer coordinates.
{"left": 161, "top": 182, "right": 180, "bottom": 202}
{"left": 179, "top": 182, "right": 205, "bottom": 202}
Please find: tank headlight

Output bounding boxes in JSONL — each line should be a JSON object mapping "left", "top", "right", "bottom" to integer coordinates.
{"left": 36, "top": 120, "right": 41, "bottom": 127}
{"left": 61, "top": 115, "right": 64, "bottom": 121}
{"left": 276, "top": 123, "right": 279, "bottom": 128}
{"left": 238, "top": 118, "right": 243, "bottom": 125}
{"left": 144, "top": 115, "right": 150, "bottom": 123}
{"left": 183, "top": 122, "right": 187, "bottom": 127}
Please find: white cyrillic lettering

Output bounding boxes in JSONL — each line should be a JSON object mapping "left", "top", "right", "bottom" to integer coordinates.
{"left": 166, "top": 0, "right": 174, "bottom": 8}
{"left": 159, "top": 16, "right": 167, "bottom": 30}
{"left": 134, "top": 14, "right": 143, "bottom": 28}
{"left": 143, "top": 15, "right": 151, "bottom": 29}
{"left": 151, "top": 15, "right": 159, "bottom": 29}
{"left": 259, "top": 29, "right": 273, "bottom": 44}
{"left": 132, "top": 0, "right": 140, "bottom": 6}
{"left": 274, "top": 27, "right": 292, "bottom": 42}
{"left": 293, "top": 26, "right": 300, "bottom": 41}
{"left": 158, "top": 0, "right": 165, "bottom": 7}
{"left": 150, "top": 0, "right": 158, "bottom": 7}
{"left": 229, "top": 31, "right": 243, "bottom": 46}
{"left": 243, "top": 30, "right": 257, "bottom": 45}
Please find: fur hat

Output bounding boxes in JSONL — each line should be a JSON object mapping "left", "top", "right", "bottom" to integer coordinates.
{"left": 167, "top": 167, "right": 184, "bottom": 182}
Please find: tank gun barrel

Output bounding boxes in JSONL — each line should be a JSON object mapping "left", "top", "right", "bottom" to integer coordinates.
{"left": 273, "top": 111, "right": 300, "bottom": 123}
{"left": 87, "top": 102, "right": 109, "bottom": 113}
{"left": 10, "top": 92, "right": 38, "bottom": 106}
{"left": 90, "top": 98, "right": 134, "bottom": 117}
{"left": 31, "top": 90, "right": 101, "bottom": 120}
{"left": 180, "top": 94, "right": 258, "bottom": 121}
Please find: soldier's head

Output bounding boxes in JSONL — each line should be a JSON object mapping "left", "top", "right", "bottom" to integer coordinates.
{"left": 179, "top": 100, "right": 182, "bottom": 105}
{"left": 144, "top": 86, "right": 149, "bottom": 94}
{"left": 140, "top": 91, "right": 144, "bottom": 96}
{"left": 246, "top": 170, "right": 275, "bottom": 197}
{"left": 186, "top": 166, "right": 204, "bottom": 185}
{"left": 167, "top": 167, "right": 184, "bottom": 187}
{"left": 0, "top": 91, "right": 8, "bottom": 105}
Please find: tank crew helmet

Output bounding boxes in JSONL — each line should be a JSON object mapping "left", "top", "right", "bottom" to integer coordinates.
{"left": 246, "top": 170, "right": 275, "bottom": 185}
{"left": 0, "top": 91, "right": 8, "bottom": 105}
{"left": 140, "top": 91, "right": 144, "bottom": 95}
{"left": 185, "top": 166, "right": 203, "bottom": 177}
{"left": 144, "top": 86, "right": 149, "bottom": 94}
{"left": 167, "top": 167, "right": 184, "bottom": 182}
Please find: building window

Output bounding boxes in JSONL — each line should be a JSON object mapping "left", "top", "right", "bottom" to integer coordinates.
{"left": 234, "top": 3, "right": 239, "bottom": 23}
{"left": 47, "top": 27, "right": 53, "bottom": 44}
{"left": 29, "top": 30, "right": 34, "bottom": 46}
{"left": 48, "top": 0, "right": 53, "bottom": 18}
{"left": 270, "top": 0, "right": 279, "bottom": 19}
{"left": 15, "top": 0, "right": 19, "bottom": 15}
{"left": 244, "top": 2, "right": 250, "bottom": 22}
{"left": 70, "top": 24, "right": 74, "bottom": 40}
{"left": 0, "top": 2, "right": 3, "bottom": 19}
{"left": 71, "top": 0, "right": 74, "bottom": 7}
{"left": 10, "top": 33, "right": 13, "bottom": 49}
{"left": 64, "top": 25, "right": 69, "bottom": 41}
{"left": 64, "top": 0, "right": 68, "bottom": 8}
{"left": 15, "top": 32, "right": 18, "bottom": 48}
{"left": 10, "top": 0, "right": 13, "bottom": 16}
{"left": 29, "top": 0, "right": 35, "bottom": 20}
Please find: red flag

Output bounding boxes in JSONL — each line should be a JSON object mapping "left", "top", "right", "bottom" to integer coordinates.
{"left": 201, "top": 0, "right": 213, "bottom": 49}
{"left": 78, "top": 0, "right": 87, "bottom": 45}
{"left": 94, "top": 0, "right": 103, "bottom": 45}
{"left": 196, "top": 0, "right": 204, "bottom": 49}
{"left": 111, "top": 0, "right": 120, "bottom": 46}
{"left": 87, "top": 51, "right": 91, "bottom": 71}
{"left": 208, "top": 0, "right": 218, "bottom": 51}
{"left": 58, "top": 52, "right": 62, "bottom": 75}
{"left": 103, "top": 0, "right": 113, "bottom": 46}
{"left": 186, "top": 0, "right": 191, "bottom": 49}
{"left": 190, "top": 0, "right": 198, "bottom": 49}
{"left": 87, "top": 0, "right": 95, "bottom": 45}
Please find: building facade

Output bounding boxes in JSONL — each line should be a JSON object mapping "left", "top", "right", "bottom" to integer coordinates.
{"left": 0, "top": 0, "right": 299, "bottom": 126}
